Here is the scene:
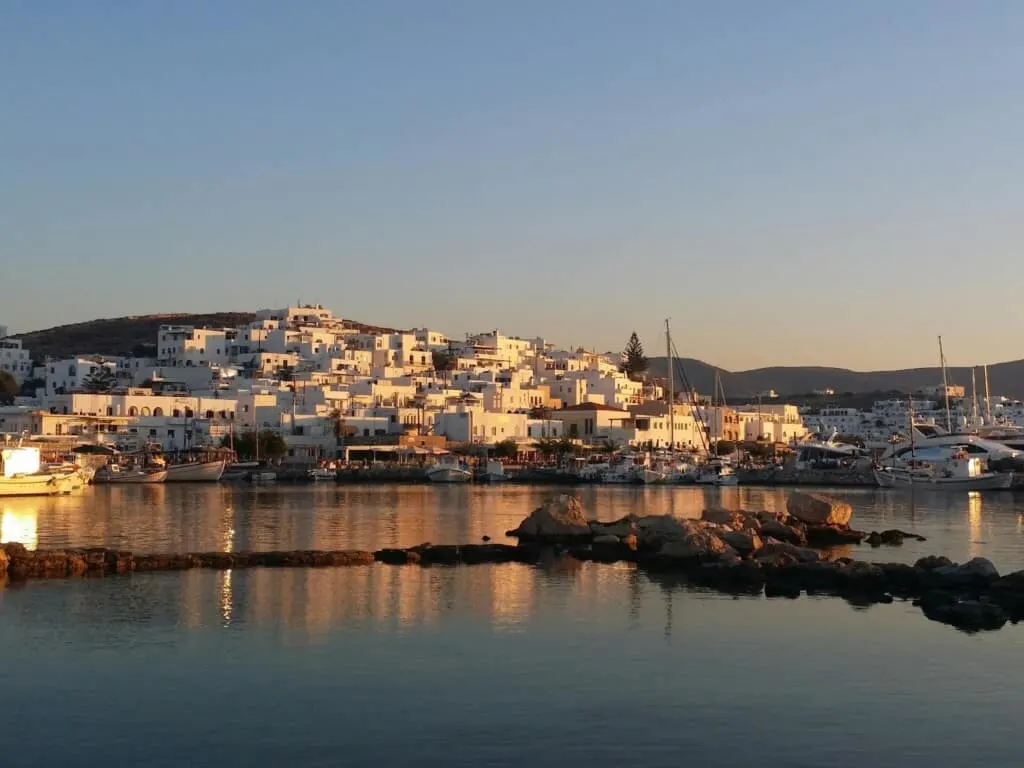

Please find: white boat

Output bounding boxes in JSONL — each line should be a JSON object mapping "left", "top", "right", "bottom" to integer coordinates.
{"left": 874, "top": 450, "right": 1012, "bottom": 491}
{"left": 601, "top": 454, "right": 643, "bottom": 484}
{"left": 164, "top": 460, "right": 226, "bottom": 483}
{"left": 307, "top": 467, "right": 336, "bottom": 482}
{"left": 425, "top": 455, "right": 473, "bottom": 483}
{"left": 93, "top": 465, "right": 168, "bottom": 484}
{"left": 480, "top": 459, "right": 506, "bottom": 483}
{"left": 880, "top": 424, "right": 1022, "bottom": 467}
{"left": 695, "top": 458, "right": 739, "bottom": 486}
{"left": 250, "top": 471, "right": 278, "bottom": 484}
{"left": 0, "top": 447, "right": 71, "bottom": 497}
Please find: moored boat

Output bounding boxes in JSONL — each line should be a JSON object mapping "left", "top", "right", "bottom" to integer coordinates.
{"left": 93, "top": 465, "right": 168, "bottom": 484}
{"left": 425, "top": 455, "right": 472, "bottom": 483}
{"left": 479, "top": 459, "right": 506, "bottom": 483}
{"left": 0, "top": 446, "right": 71, "bottom": 497}
{"left": 164, "top": 460, "right": 226, "bottom": 483}
{"left": 695, "top": 458, "right": 739, "bottom": 486}
{"left": 874, "top": 450, "right": 1012, "bottom": 491}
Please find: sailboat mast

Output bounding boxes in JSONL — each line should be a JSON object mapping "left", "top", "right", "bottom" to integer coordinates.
{"left": 665, "top": 319, "right": 674, "bottom": 450}
{"left": 971, "top": 367, "right": 979, "bottom": 429}
{"left": 938, "top": 335, "right": 951, "bottom": 432}
{"left": 984, "top": 364, "right": 992, "bottom": 424}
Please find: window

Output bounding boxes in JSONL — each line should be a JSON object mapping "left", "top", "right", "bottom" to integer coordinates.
{"left": 141, "top": 407, "right": 151, "bottom": 416}
{"left": 168, "top": 430, "right": 175, "bottom": 438}
{"left": 153, "top": 407, "right": 163, "bottom": 417}
{"left": 128, "top": 406, "right": 138, "bottom": 417}
{"left": 172, "top": 409, "right": 181, "bottom": 417}
{"left": 149, "top": 429, "right": 157, "bottom": 436}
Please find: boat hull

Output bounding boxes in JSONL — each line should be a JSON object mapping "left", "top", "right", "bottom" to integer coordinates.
{"left": 874, "top": 469, "right": 1013, "bottom": 491}
{"left": 164, "top": 460, "right": 226, "bottom": 483}
{"left": 94, "top": 469, "right": 168, "bottom": 484}
{"left": 426, "top": 468, "right": 472, "bottom": 483}
{"left": 0, "top": 474, "right": 67, "bottom": 497}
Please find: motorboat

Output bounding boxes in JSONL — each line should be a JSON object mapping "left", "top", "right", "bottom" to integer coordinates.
{"left": 0, "top": 446, "right": 72, "bottom": 497}
{"left": 93, "top": 464, "right": 168, "bottom": 484}
{"left": 880, "top": 424, "right": 1022, "bottom": 468}
{"left": 164, "top": 460, "right": 226, "bottom": 483}
{"left": 695, "top": 458, "right": 739, "bottom": 486}
{"left": 793, "top": 430, "right": 870, "bottom": 470}
{"left": 425, "top": 455, "right": 473, "bottom": 483}
{"left": 250, "top": 471, "right": 278, "bottom": 484}
{"left": 874, "top": 448, "right": 1012, "bottom": 491}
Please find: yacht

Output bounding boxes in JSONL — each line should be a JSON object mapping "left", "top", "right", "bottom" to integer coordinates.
{"left": 880, "top": 424, "right": 1022, "bottom": 468}
{"left": 0, "top": 446, "right": 73, "bottom": 497}
{"left": 793, "top": 430, "right": 870, "bottom": 470}
{"left": 425, "top": 455, "right": 473, "bottom": 483}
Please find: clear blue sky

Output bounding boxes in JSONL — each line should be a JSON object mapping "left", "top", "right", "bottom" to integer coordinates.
{"left": 3, "top": 1, "right": 1024, "bottom": 370}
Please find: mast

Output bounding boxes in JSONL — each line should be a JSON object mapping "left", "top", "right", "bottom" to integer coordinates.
{"left": 665, "top": 319, "right": 674, "bottom": 450}
{"left": 938, "top": 335, "right": 951, "bottom": 432}
{"left": 984, "top": 364, "right": 992, "bottom": 424}
{"left": 970, "top": 367, "right": 979, "bottom": 429}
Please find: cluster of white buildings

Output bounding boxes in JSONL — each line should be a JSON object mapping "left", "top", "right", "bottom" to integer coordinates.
{"left": 0, "top": 305, "right": 811, "bottom": 459}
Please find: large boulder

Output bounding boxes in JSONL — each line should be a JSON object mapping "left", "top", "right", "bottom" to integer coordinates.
{"left": 760, "top": 518, "right": 805, "bottom": 545}
{"left": 636, "top": 515, "right": 701, "bottom": 547}
{"left": 786, "top": 492, "right": 853, "bottom": 527}
{"left": 508, "top": 495, "right": 591, "bottom": 539}
{"left": 701, "top": 508, "right": 760, "bottom": 532}
{"left": 930, "top": 557, "right": 1000, "bottom": 588}
{"left": 589, "top": 516, "right": 637, "bottom": 537}
{"left": 757, "top": 541, "right": 823, "bottom": 565}
{"left": 720, "top": 530, "right": 763, "bottom": 556}
{"left": 658, "top": 530, "right": 735, "bottom": 561}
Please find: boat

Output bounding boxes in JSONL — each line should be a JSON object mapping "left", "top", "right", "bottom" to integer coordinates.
{"left": 307, "top": 467, "right": 336, "bottom": 482}
{"left": 874, "top": 448, "right": 1013, "bottom": 491}
{"left": 479, "top": 459, "right": 506, "bottom": 483}
{"left": 93, "top": 464, "right": 168, "bottom": 484}
{"left": 695, "top": 458, "right": 739, "bottom": 486}
{"left": 0, "top": 446, "right": 72, "bottom": 497}
{"left": 250, "top": 471, "right": 278, "bottom": 484}
{"left": 425, "top": 455, "right": 473, "bottom": 483}
{"left": 793, "top": 429, "right": 870, "bottom": 470}
{"left": 164, "top": 460, "right": 226, "bottom": 483}
{"left": 601, "top": 454, "right": 644, "bottom": 484}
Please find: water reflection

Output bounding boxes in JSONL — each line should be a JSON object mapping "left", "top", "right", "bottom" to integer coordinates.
{"left": 1, "top": 498, "right": 40, "bottom": 549}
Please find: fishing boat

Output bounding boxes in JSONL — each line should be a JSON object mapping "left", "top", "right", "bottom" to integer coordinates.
{"left": 425, "top": 455, "right": 472, "bottom": 483}
{"left": 307, "top": 467, "right": 336, "bottom": 482}
{"left": 164, "top": 460, "right": 226, "bottom": 483}
{"left": 0, "top": 446, "right": 72, "bottom": 497}
{"left": 695, "top": 458, "right": 739, "bottom": 486}
{"left": 479, "top": 459, "right": 506, "bottom": 483}
{"left": 874, "top": 449, "right": 1012, "bottom": 491}
{"left": 93, "top": 464, "right": 168, "bottom": 484}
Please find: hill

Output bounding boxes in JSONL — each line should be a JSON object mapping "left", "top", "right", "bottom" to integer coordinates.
{"left": 12, "top": 312, "right": 403, "bottom": 361}
{"left": 647, "top": 357, "right": 1024, "bottom": 401}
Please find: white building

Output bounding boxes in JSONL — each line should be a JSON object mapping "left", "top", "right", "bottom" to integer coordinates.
{"left": 0, "top": 336, "right": 32, "bottom": 385}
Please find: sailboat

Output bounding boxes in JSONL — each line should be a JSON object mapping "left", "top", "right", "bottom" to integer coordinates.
{"left": 694, "top": 372, "right": 738, "bottom": 486}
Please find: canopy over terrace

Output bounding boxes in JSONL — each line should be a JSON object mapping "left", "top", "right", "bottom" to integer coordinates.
{"left": 341, "top": 444, "right": 450, "bottom": 462}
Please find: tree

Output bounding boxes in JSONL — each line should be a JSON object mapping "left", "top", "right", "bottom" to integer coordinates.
{"left": 221, "top": 430, "right": 287, "bottom": 461}
{"left": 0, "top": 371, "right": 18, "bottom": 405}
{"left": 81, "top": 367, "right": 117, "bottom": 393}
{"left": 492, "top": 439, "right": 519, "bottom": 460}
{"left": 432, "top": 350, "right": 456, "bottom": 386}
{"left": 619, "top": 332, "right": 648, "bottom": 379}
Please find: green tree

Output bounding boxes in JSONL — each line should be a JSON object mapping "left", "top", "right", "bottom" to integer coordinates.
{"left": 492, "top": 438, "right": 519, "bottom": 460}
{"left": 715, "top": 440, "right": 736, "bottom": 456}
{"left": 80, "top": 368, "right": 117, "bottom": 393}
{"left": 222, "top": 430, "right": 287, "bottom": 461}
{"left": 0, "top": 371, "right": 18, "bottom": 405}
{"left": 619, "top": 332, "right": 648, "bottom": 379}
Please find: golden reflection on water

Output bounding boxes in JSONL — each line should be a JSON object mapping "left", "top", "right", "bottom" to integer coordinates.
{"left": 968, "top": 492, "right": 983, "bottom": 559}
{"left": 0, "top": 499, "right": 39, "bottom": 550}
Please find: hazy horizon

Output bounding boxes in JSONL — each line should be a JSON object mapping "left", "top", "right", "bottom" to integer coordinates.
{"left": 4, "top": 2, "right": 1024, "bottom": 370}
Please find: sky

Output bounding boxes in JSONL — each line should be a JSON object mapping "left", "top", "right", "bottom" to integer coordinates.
{"left": 3, "top": 1, "right": 1024, "bottom": 371}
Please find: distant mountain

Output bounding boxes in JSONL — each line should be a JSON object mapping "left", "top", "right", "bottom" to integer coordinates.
{"left": 647, "top": 357, "right": 1024, "bottom": 400}
{"left": 11, "top": 312, "right": 399, "bottom": 361}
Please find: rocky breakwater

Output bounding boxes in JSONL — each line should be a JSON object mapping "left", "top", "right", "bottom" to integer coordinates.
{"left": 507, "top": 492, "right": 1023, "bottom": 633}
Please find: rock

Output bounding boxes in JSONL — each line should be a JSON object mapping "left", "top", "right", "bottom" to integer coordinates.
{"left": 786, "top": 492, "right": 853, "bottom": 527}
{"left": 930, "top": 557, "right": 999, "bottom": 588}
{"left": 759, "top": 518, "right": 806, "bottom": 545}
{"left": 636, "top": 515, "right": 703, "bottom": 548}
{"left": 757, "top": 541, "right": 822, "bottom": 565}
{"left": 915, "top": 555, "right": 954, "bottom": 571}
{"left": 657, "top": 530, "right": 735, "bottom": 562}
{"left": 1, "top": 542, "right": 27, "bottom": 558}
{"left": 805, "top": 525, "right": 865, "bottom": 547}
{"left": 866, "top": 529, "right": 927, "bottom": 547}
{"left": 592, "top": 534, "right": 621, "bottom": 545}
{"left": 589, "top": 516, "right": 637, "bottom": 537}
{"left": 0, "top": 546, "right": 8, "bottom": 576}
{"left": 375, "top": 548, "right": 420, "bottom": 565}
{"left": 509, "top": 494, "right": 591, "bottom": 539}
{"left": 701, "top": 508, "right": 760, "bottom": 532}
{"left": 719, "top": 531, "right": 763, "bottom": 556}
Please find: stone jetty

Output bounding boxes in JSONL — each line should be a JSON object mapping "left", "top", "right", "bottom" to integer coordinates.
{"left": 2, "top": 491, "right": 1023, "bottom": 633}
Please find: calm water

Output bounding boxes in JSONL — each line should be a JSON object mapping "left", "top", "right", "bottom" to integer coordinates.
{"left": 3, "top": 485, "right": 1024, "bottom": 766}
